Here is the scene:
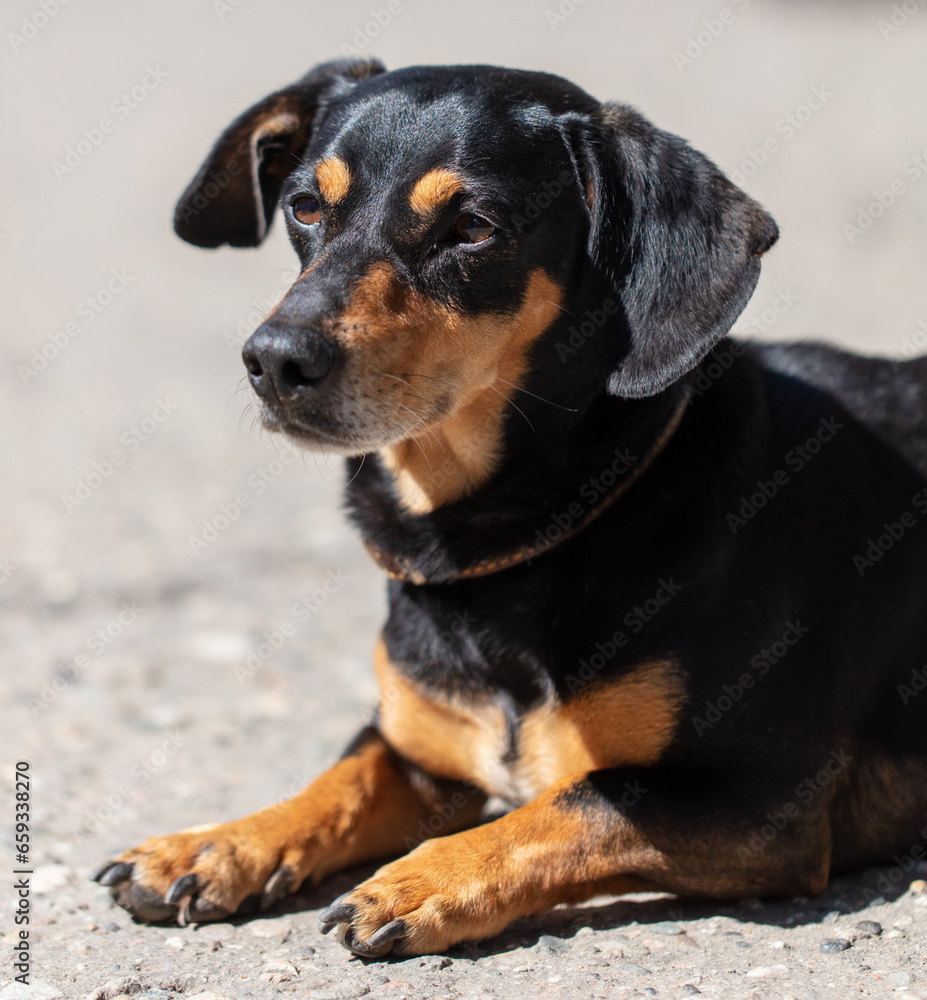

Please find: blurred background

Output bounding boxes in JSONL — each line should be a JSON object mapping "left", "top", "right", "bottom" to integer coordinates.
{"left": 2, "top": 0, "right": 926, "bottom": 930}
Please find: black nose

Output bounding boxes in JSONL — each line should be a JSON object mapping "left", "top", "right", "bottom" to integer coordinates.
{"left": 242, "top": 321, "right": 338, "bottom": 401}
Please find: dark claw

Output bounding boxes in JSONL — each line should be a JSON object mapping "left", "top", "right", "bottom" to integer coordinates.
{"left": 318, "top": 892, "right": 356, "bottom": 934}
{"left": 342, "top": 919, "right": 406, "bottom": 958}
{"left": 366, "top": 919, "right": 406, "bottom": 949}
{"left": 122, "top": 881, "right": 177, "bottom": 922}
{"left": 189, "top": 896, "right": 231, "bottom": 922}
{"left": 89, "top": 861, "right": 118, "bottom": 882}
{"left": 95, "top": 862, "right": 134, "bottom": 886}
{"left": 261, "top": 865, "right": 293, "bottom": 911}
{"left": 165, "top": 873, "right": 200, "bottom": 904}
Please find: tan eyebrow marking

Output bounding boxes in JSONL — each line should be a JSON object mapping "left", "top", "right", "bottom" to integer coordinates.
{"left": 315, "top": 157, "right": 352, "bottom": 204}
{"left": 409, "top": 168, "right": 464, "bottom": 216}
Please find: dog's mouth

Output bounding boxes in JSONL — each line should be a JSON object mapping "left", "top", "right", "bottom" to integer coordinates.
{"left": 247, "top": 366, "right": 457, "bottom": 457}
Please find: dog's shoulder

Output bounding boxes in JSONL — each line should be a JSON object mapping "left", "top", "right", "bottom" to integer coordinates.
{"left": 754, "top": 340, "right": 927, "bottom": 478}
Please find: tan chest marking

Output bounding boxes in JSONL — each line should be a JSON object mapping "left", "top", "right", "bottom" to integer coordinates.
{"left": 515, "top": 661, "right": 686, "bottom": 797}
{"left": 375, "top": 640, "right": 512, "bottom": 793}
{"left": 375, "top": 642, "right": 685, "bottom": 803}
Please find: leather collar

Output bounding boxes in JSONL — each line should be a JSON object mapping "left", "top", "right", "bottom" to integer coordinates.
{"left": 362, "top": 394, "right": 689, "bottom": 585}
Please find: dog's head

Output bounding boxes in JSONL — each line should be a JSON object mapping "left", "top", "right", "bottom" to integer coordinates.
{"left": 175, "top": 60, "right": 777, "bottom": 507}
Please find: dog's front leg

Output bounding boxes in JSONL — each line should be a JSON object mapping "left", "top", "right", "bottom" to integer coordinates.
{"left": 91, "top": 728, "right": 486, "bottom": 924}
{"left": 321, "top": 766, "right": 833, "bottom": 956}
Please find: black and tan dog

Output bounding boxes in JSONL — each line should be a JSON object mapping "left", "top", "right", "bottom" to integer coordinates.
{"left": 92, "top": 59, "right": 927, "bottom": 957}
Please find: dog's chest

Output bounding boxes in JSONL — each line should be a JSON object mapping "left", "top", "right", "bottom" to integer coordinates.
{"left": 375, "top": 641, "right": 684, "bottom": 804}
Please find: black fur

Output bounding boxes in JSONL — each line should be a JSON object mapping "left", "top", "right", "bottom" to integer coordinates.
{"left": 177, "top": 61, "right": 927, "bottom": 890}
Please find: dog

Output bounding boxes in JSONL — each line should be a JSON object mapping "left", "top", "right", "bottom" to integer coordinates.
{"left": 92, "top": 59, "right": 927, "bottom": 957}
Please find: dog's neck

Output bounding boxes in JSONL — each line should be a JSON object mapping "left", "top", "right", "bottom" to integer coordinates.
{"left": 349, "top": 382, "right": 692, "bottom": 585}
{"left": 378, "top": 381, "right": 519, "bottom": 515}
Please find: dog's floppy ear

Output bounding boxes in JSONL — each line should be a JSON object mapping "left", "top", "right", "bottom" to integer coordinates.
{"left": 572, "top": 104, "right": 779, "bottom": 398}
{"left": 174, "top": 58, "right": 385, "bottom": 249}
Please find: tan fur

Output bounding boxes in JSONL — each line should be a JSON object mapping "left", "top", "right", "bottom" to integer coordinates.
{"left": 108, "top": 735, "right": 484, "bottom": 917}
{"left": 331, "top": 265, "right": 562, "bottom": 512}
{"left": 517, "top": 661, "right": 687, "bottom": 791}
{"left": 375, "top": 639, "right": 512, "bottom": 794}
{"left": 376, "top": 642, "right": 685, "bottom": 804}
{"left": 336, "top": 765, "right": 828, "bottom": 955}
{"left": 408, "top": 168, "right": 463, "bottom": 216}
{"left": 316, "top": 157, "right": 352, "bottom": 204}
{"left": 339, "top": 780, "right": 650, "bottom": 954}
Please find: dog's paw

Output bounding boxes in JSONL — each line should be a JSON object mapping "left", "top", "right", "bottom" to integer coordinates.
{"left": 91, "top": 822, "right": 296, "bottom": 925}
{"left": 318, "top": 837, "right": 512, "bottom": 957}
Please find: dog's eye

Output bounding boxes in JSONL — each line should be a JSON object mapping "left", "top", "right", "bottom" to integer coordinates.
{"left": 292, "top": 195, "right": 321, "bottom": 226}
{"left": 453, "top": 214, "right": 495, "bottom": 244}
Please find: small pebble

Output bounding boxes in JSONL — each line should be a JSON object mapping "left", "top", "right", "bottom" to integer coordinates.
{"left": 650, "top": 921, "right": 683, "bottom": 935}
{"left": 0, "top": 983, "right": 66, "bottom": 1000}
{"left": 163, "top": 936, "right": 184, "bottom": 950}
{"left": 855, "top": 920, "right": 882, "bottom": 936}
{"left": 819, "top": 938, "right": 851, "bottom": 953}
{"left": 642, "top": 990, "right": 658, "bottom": 996}
{"left": 420, "top": 956, "right": 452, "bottom": 970}
{"left": 104, "top": 922, "right": 121, "bottom": 933}
{"left": 620, "top": 962, "right": 652, "bottom": 975}
{"left": 679, "top": 987, "right": 702, "bottom": 996}
{"left": 537, "top": 933, "right": 569, "bottom": 953}
{"left": 888, "top": 972, "right": 913, "bottom": 987}
{"left": 307, "top": 985, "right": 369, "bottom": 1000}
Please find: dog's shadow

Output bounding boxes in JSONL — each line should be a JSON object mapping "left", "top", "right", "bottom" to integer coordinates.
{"left": 226, "top": 858, "right": 920, "bottom": 961}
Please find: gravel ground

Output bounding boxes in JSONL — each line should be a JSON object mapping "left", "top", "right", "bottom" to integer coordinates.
{"left": 3, "top": 1, "right": 927, "bottom": 998}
